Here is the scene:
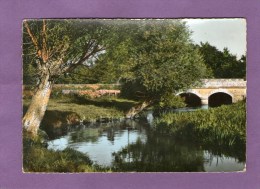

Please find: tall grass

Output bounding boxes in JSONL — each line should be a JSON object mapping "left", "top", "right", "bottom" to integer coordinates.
{"left": 154, "top": 101, "right": 246, "bottom": 150}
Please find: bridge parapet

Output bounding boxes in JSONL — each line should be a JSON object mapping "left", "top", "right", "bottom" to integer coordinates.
{"left": 177, "top": 79, "right": 246, "bottom": 105}
{"left": 199, "top": 79, "right": 246, "bottom": 88}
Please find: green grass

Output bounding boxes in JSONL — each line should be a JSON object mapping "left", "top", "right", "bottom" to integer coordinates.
{"left": 154, "top": 101, "right": 246, "bottom": 148}
{"left": 23, "top": 94, "right": 138, "bottom": 137}
{"left": 23, "top": 95, "right": 137, "bottom": 122}
{"left": 72, "top": 95, "right": 138, "bottom": 113}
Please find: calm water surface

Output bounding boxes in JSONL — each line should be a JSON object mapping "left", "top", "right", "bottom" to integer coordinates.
{"left": 47, "top": 108, "right": 245, "bottom": 172}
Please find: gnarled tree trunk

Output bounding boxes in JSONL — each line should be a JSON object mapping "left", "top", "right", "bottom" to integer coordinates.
{"left": 125, "top": 100, "right": 152, "bottom": 119}
{"left": 23, "top": 75, "right": 52, "bottom": 136}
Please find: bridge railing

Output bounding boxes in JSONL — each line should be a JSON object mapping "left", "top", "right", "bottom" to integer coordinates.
{"left": 199, "top": 79, "right": 246, "bottom": 88}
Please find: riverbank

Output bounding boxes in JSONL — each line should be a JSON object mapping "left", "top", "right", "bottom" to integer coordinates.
{"left": 23, "top": 94, "right": 246, "bottom": 172}
{"left": 23, "top": 95, "right": 138, "bottom": 132}
{"left": 154, "top": 101, "right": 246, "bottom": 161}
{"left": 23, "top": 130, "right": 110, "bottom": 172}
{"left": 23, "top": 94, "right": 139, "bottom": 172}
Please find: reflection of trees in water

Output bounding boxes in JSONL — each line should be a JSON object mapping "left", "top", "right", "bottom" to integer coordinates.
{"left": 105, "top": 120, "right": 148, "bottom": 144}
{"left": 68, "top": 123, "right": 124, "bottom": 144}
{"left": 67, "top": 119, "right": 149, "bottom": 145}
{"left": 70, "top": 128, "right": 100, "bottom": 143}
{"left": 47, "top": 118, "right": 245, "bottom": 171}
{"left": 202, "top": 142, "right": 246, "bottom": 163}
{"left": 106, "top": 127, "right": 115, "bottom": 144}
{"left": 112, "top": 132, "right": 205, "bottom": 172}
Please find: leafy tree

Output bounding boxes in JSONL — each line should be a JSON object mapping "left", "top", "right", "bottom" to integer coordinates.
{"left": 99, "top": 20, "right": 209, "bottom": 117}
{"left": 23, "top": 19, "right": 212, "bottom": 136}
{"left": 56, "top": 65, "right": 96, "bottom": 84}
{"left": 23, "top": 57, "right": 38, "bottom": 85}
{"left": 22, "top": 19, "right": 115, "bottom": 136}
{"left": 238, "top": 55, "right": 246, "bottom": 79}
{"left": 198, "top": 42, "right": 246, "bottom": 78}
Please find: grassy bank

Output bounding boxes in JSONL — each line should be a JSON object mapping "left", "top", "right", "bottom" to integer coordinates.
{"left": 23, "top": 94, "right": 138, "bottom": 140}
{"left": 23, "top": 92, "right": 139, "bottom": 172}
{"left": 23, "top": 131, "right": 109, "bottom": 172}
{"left": 23, "top": 95, "right": 137, "bottom": 124}
{"left": 154, "top": 101, "right": 246, "bottom": 160}
{"left": 23, "top": 94, "right": 136, "bottom": 172}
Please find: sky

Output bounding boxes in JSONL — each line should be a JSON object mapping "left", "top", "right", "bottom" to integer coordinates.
{"left": 183, "top": 19, "right": 246, "bottom": 58}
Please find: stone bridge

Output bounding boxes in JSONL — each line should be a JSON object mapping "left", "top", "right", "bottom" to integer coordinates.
{"left": 177, "top": 79, "right": 246, "bottom": 107}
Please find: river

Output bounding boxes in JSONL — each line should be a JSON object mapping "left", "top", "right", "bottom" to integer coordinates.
{"left": 47, "top": 107, "right": 245, "bottom": 172}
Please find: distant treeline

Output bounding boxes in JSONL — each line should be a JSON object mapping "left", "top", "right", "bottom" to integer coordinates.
{"left": 197, "top": 42, "right": 246, "bottom": 79}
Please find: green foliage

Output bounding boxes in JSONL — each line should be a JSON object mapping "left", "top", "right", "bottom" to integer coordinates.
{"left": 23, "top": 59, "right": 38, "bottom": 85}
{"left": 158, "top": 93, "right": 186, "bottom": 109}
{"left": 120, "top": 79, "right": 147, "bottom": 100}
{"left": 23, "top": 19, "right": 120, "bottom": 85}
{"left": 198, "top": 42, "right": 246, "bottom": 78}
{"left": 56, "top": 63, "right": 121, "bottom": 84}
{"left": 56, "top": 65, "right": 94, "bottom": 84}
{"left": 154, "top": 101, "right": 246, "bottom": 149}
{"left": 101, "top": 20, "right": 210, "bottom": 104}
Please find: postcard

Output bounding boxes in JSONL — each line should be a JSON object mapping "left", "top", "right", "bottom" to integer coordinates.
{"left": 1, "top": 0, "right": 259, "bottom": 189}
{"left": 22, "top": 18, "right": 246, "bottom": 173}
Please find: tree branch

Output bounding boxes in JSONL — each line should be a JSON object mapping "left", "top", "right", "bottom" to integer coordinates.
{"left": 41, "top": 19, "right": 49, "bottom": 63}
{"left": 24, "top": 20, "right": 38, "bottom": 48}
{"left": 24, "top": 20, "right": 42, "bottom": 69}
{"left": 57, "top": 44, "right": 102, "bottom": 75}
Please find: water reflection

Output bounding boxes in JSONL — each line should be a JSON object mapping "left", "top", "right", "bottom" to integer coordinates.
{"left": 203, "top": 151, "right": 244, "bottom": 172}
{"left": 48, "top": 120, "right": 147, "bottom": 166}
{"left": 112, "top": 132, "right": 206, "bottom": 172}
{"left": 47, "top": 116, "right": 245, "bottom": 172}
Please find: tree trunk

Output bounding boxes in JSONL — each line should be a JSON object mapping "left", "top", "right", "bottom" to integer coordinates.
{"left": 23, "top": 75, "right": 52, "bottom": 137}
{"left": 125, "top": 100, "right": 152, "bottom": 119}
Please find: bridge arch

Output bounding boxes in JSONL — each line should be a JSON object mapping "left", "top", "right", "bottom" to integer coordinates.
{"left": 208, "top": 88, "right": 234, "bottom": 98}
{"left": 176, "top": 89, "right": 203, "bottom": 99}
{"left": 177, "top": 91, "right": 202, "bottom": 107}
{"left": 208, "top": 89, "right": 233, "bottom": 107}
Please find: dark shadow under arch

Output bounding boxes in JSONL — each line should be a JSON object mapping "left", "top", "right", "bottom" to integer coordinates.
{"left": 208, "top": 92, "right": 232, "bottom": 107}
{"left": 179, "top": 93, "right": 202, "bottom": 107}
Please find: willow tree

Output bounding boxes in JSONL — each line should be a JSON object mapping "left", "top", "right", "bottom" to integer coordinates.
{"left": 22, "top": 19, "right": 114, "bottom": 136}
{"left": 99, "top": 20, "right": 209, "bottom": 117}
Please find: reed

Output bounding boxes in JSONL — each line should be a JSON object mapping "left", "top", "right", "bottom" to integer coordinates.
{"left": 154, "top": 101, "right": 246, "bottom": 148}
